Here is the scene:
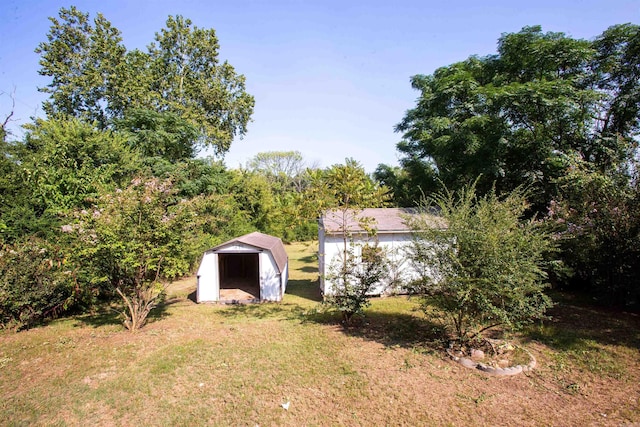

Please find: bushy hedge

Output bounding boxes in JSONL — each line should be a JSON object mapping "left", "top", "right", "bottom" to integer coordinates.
{"left": 0, "top": 237, "right": 77, "bottom": 330}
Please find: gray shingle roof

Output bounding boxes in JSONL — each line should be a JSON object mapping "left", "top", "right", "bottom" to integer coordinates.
{"left": 320, "top": 207, "right": 444, "bottom": 234}
{"left": 210, "top": 232, "right": 288, "bottom": 273}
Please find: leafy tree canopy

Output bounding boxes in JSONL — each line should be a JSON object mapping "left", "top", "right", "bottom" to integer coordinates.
{"left": 0, "top": 117, "right": 140, "bottom": 241}
{"left": 393, "top": 24, "right": 640, "bottom": 209}
{"left": 37, "top": 7, "right": 254, "bottom": 155}
{"left": 114, "top": 108, "right": 201, "bottom": 162}
{"left": 20, "top": 118, "right": 139, "bottom": 212}
{"left": 246, "top": 150, "right": 316, "bottom": 193}
{"left": 303, "top": 158, "right": 390, "bottom": 218}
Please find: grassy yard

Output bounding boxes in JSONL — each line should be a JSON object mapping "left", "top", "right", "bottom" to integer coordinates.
{"left": 1, "top": 241, "right": 639, "bottom": 426}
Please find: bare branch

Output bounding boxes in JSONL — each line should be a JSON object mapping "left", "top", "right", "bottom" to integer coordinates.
{"left": 0, "top": 88, "right": 17, "bottom": 136}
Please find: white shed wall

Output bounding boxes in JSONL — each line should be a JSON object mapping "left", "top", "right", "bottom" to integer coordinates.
{"left": 318, "top": 224, "right": 326, "bottom": 293}
{"left": 259, "top": 251, "right": 283, "bottom": 301}
{"left": 320, "top": 232, "right": 419, "bottom": 296}
{"left": 197, "top": 251, "right": 219, "bottom": 302}
{"left": 281, "top": 262, "right": 288, "bottom": 295}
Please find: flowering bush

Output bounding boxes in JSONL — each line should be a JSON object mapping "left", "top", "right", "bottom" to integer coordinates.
{"left": 75, "top": 176, "right": 203, "bottom": 331}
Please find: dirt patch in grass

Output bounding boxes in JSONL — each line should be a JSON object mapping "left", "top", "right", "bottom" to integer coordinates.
{"left": 1, "top": 242, "right": 639, "bottom": 425}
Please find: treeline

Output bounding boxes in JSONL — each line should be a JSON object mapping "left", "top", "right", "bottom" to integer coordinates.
{"left": 377, "top": 24, "right": 640, "bottom": 308}
{"left": 0, "top": 7, "right": 388, "bottom": 329}
{"left": 1, "top": 8, "right": 638, "bottom": 329}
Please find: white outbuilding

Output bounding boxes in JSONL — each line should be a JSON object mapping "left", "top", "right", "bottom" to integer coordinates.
{"left": 318, "top": 208, "right": 444, "bottom": 297}
{"left": 197, "top": 232, "right": 288, "bottom": 303}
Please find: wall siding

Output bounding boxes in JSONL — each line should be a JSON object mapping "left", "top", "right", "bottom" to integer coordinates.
{"left": 320, "top": 232, "right": 420, "bottom": 296}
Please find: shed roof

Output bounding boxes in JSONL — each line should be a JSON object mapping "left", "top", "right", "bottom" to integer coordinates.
{"left": 320, "top": 207, "right": 444, "bottom": 234}
{"left": 210, "top": 232, "right": 288, "bottom": 273}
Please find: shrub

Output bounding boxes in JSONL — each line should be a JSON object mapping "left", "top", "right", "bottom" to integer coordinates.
{"left": 74, "top": 176, "right": 205, "bottom": 331}
{"left": 0, "top": 237, "right": 76, "bottom": 329}
{"left": 325, "top": 241, "right": 388, "bottom": 325}
{"left": 408, "top": 183, "right": 554, "bottom": 341}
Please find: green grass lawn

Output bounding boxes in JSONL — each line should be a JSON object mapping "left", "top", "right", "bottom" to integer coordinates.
{"left": 1, "top": 241, "right": 639, "bottom": 426}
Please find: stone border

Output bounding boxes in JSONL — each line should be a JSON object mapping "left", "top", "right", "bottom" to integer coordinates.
{"left": 446, "top": 345, "right": 537, "bottom": 376}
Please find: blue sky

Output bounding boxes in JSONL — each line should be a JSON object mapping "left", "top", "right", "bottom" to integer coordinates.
{"left": 1, "top": 0, "right": 638, "bottom": 172}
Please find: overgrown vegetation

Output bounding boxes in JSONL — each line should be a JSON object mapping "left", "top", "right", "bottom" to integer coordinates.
{"left": 0, "top": 237, "right": 76, "bottom": 330}
{"left": 0, "top": 243, "right": 638, "bottom": 426}
{"left": 72, "top": 177, "right": 209, "bottom": 331}
{"left": 382, "top": 24, "right": 640, "bottom": 308}
{"left": 0, "top": 7, "right": 638, "bottom": 341}
{"left": 408, "top": 183, "right": 554, "bottom": 341}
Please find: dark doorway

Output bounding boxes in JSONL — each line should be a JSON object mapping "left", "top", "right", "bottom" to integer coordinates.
{"left": 218, "top": 253, "right": 260, "bottom": 301}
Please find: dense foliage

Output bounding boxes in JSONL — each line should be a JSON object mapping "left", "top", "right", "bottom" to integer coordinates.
{"left": 408, "top": 183, "right": 553, "bottom": 341}
{"left": 36, "top": 7, "right": 254, "bottom": 154}
{"left": 385, "top": 24, "right": 640, "bottom": 308}
{"left": 72, "top": 177, "right": 209, "bottom": 331}
{"left": 0, "top": 237, "right": 76, "bottom": 330}
{"left": 547, "top": 165, "right": 640, "bottom": 306}
{"left": 389, "top": 25, "right": 639, "bottom": 209}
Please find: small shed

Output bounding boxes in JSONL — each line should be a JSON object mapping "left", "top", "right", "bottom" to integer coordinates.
{"left": 197, "top": 232, "right": 288, "bottom": 303}
{"left": 318, "top": 208, "right": 444, "bottom": 296}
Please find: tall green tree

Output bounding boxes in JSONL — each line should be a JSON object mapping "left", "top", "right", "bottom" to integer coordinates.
{"left": 301, "top": 158, "right": 390, "bottom": 247}
{"left": 36, "top": 7, "right": 254, "bottom": 155}
{"left": 148, "top": 15, "right": 254, "bottom": 154}
{"left": 247, "top": 150, "right": 313, "bottom": 193}
{"left": 393, "top": 25, "right": 639, "bottom": 210}
{"left": 302, "top": 158, "right": 390, "bottom": 220}
{"left": 36, "top": 6, "right": 126, "bottom": 127}
{"left": 247, "top": 150, "right": 305, "bottom": 178}
{"left": 373, "top": 163, "right": 434, "bottom": 207}
{"left": 229, "top": 168, "right": 277, "bottom": 234}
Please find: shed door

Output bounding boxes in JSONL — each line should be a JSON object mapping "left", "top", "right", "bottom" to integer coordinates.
{"left": 218, "top": 253, "right": 260, "bottom": 299}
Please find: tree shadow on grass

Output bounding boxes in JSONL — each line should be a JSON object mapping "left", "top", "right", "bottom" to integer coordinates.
{"left": 304, "top": 304, "right": 447, "bottom": 350}
{"left": 74, "top": 309, "right": 122, "bottom": 328}
{"left": 521, "top": 292, "right": 640, "bottom": 351}
{"left": 299, "top": 291, "right": 640, "bottom": 353}
{"left": 147, "top": 301, "right": 171, "bottom": 324}
{"left": 219, "top": 301, "right": 306, "bottom": 320}
{"left": 74, "top": 299, "right": 171, "bottom": 329}
{"left": 298, "top": 254, "right": 317, "bottom": 264}
{"left": 286, "top": 279, "right": 322, "bottom": 302}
